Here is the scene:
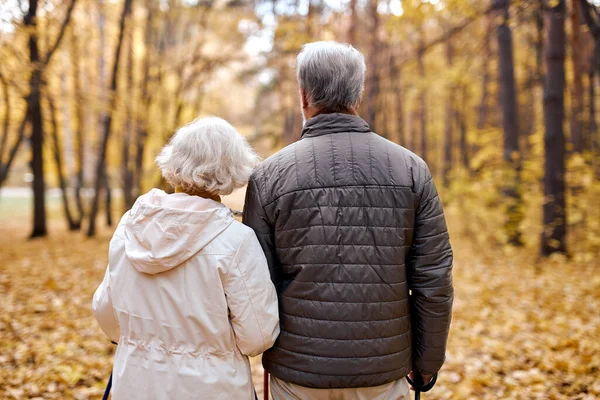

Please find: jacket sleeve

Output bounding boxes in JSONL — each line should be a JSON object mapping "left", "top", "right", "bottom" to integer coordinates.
{"left": 242, "top": 175, "right": 284, "bottom": 289}
{"left": 224, "top": 231, "right": 280, "bottom": 357}
{"left": 407, "top": 166, "right": 454, "bottom": 376}
{"left": 92, "top": 266, "right": 121, "bottom": 342}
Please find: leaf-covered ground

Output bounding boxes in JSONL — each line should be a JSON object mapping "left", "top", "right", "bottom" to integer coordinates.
{"left": 1, "top": 193, "right": 599, "bottom": 399}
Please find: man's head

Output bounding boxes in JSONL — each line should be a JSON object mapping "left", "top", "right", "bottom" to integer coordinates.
{"left": 296, "top": 41, "right": 366, "bottom": 120}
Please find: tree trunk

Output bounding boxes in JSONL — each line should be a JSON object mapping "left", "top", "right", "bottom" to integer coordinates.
{"left": 592, "top": 42, "right": 600, "bottom": 179}
{"left": 0, "top": 73, "right": 10, "bottom": 162}
{"left": 589, "top": 45, "right": 597, "bottom": 149}
{"left": 536, "top": 0, "right": 545, "bottom": 82}
{"left": 477, "top": 19, "right": 491, "bottom": 132}
{"left": 570, "top": 0, "right": 585, "bottom": 153}
{"left": 122, "top": 24, "right": 135, "bottom": 211}
{"left": 474, "top": 17, "right": 492, "bottom": 162}
{"left": 418, "top": 38, "right": 428, "bottom": 162}
{"left": 104, "top": 172, "right": 113, "bottom": 226}
{"left": 0, "top": 0, "right": 75, "bottom": 195}
{"left": 459, "top": 85, "right": 470, "bottom": 172}
{"left": 306, "top": 0, "right": 321, "bottom": 38}
{"left": 91, "top": 0, "right": 107, "bottom": 226}
{"left": 390, "top": 53, "right": 405, "bottom": 145}
{"left": 495, "top": 0, "right": 523, "bottom": 246}
{"left": 71, "top": 30, "right": 85, "bottom": 222}
{"left": 47, "top": 95, "right": 79, "bottom": 230}
{"left": 87, "top": 0, "right": 134, "bottom": 237}
{"left": 348, "top": 0, "right": 358, "bottom": 45}
{"left": 541, "top": 0, "right": 567, "bottom": 256}
{"left": 134, "top": 0, "right": 155, "bottom": 199}
{"left": 443, "top": 38, "right": 455, "bottom": 187}
{"left": 25, "top": 0, "right": 47, "bottom": 238}
{"left": 59, "top": 51, "right": 77, "bottom": 193}
{"left": 58, "top": 48, "right": 81, "bottom": 228}
{"left": 408, "top": 108, "right": 416, "bottom": 151}
{"left": 365, "top": 0, "right": 380, "bottom": 131}
{"left": 0, "top": 112, "right": 29, "bottom": 188}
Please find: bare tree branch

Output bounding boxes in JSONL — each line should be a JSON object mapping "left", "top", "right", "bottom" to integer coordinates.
{"left": 43, "top": 0, "right": 78, "bottom": 66}
{"left": 0, "top": 71, "right": 10, "bottom": 162}
{"left": 0, "top": 110, "right": 29, "bottom": 188}
{"left": 398, "top": 5, "right": 494, "bottom": 68}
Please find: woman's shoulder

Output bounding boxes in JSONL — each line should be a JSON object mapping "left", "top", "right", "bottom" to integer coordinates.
{"left": 202, "top": 219, "right": 256, "bottom": 256}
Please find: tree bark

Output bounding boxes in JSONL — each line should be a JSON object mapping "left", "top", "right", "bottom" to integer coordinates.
{"left": 122, "top": 23, "right": 135, "bottom": 211}
{"left": 71, "top": 30, "right": 85, "bottom": 222}
{"left": 134, "top": 0, "right": 155, "bottom": 200}
{"left": 477, "top": 18, "right": 491, "bottom": 132}
{"left": 459, "top": 85, "right": 470, "bottom": 172}
{"left": 348, "top": 0, "right": 358, "bottom": 45}
{"left": 365, "top": 0, "right": 380, "bottom": 131}
{"left": 390, "top": 53, "right": 405, "bottom": 145}
{"left": 47, "top": 94, "right": 79, "bottom": 230}
{"left": 494, "top": 0, "right": 523, "bottom": 246}
{"left": 104, "top": 172, "right": 113, "bottom": 227}
{"left": 0, "top": 73, "right": 10, "bottom": 162}
{"left": 0, "top": 111, "right": 28, "bottom": 188}
{"left": 59, "top": 50, "right": 76, "bottom": 192}
{"left": 443, "top": 38, "right": 455, "bottom": 187}
{"left": 570, "top": 0, "right": 585, "bottom": 153}
{"left": 418, "top": 29, "right": 428, "bottom": 162}
{"left": 592, "top": 41, "right": 600, "bottom": 178}
{"left": 474, "top": 17, "right": 492, "bottom": 163}
{"left": 87, "top": 0, "right": 134, "bottom": 237}
{"left": 590, "top": 44, "right": 597, "bottom": 148}
{"left": 406, "top": 107, "right": 414, "bottom": 151}
{"left": 541, "top": 0, "right": 568, "bottom": 256}
{"left": 536, "top": 0, "right": 545, "bottom": 82}
{"left": 25, "top": 0, "right": 47, "bottom": 238}
{"left": 24, "top": 0, "right": 77, "bottom": 237}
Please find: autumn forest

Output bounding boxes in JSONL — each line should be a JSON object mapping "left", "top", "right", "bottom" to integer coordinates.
{"left": 0, "top": 0, "right": 599, "bottom": 399}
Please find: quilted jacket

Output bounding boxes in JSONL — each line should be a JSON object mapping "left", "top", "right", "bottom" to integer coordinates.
{"left": 243, "top": 113, "right": 453, "bottom": 389}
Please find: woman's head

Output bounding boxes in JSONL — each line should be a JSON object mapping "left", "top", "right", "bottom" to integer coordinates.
{"left": 156, "top": 117, "right": 259, "bottom": 196}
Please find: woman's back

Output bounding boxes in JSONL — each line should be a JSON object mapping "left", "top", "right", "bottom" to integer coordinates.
{"left": 93, "top": 189, "right": 279, "bottom": 400}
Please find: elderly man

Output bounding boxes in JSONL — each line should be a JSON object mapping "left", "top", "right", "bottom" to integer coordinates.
{"left": 243, "top": 41, "right": 453, "bottom": 400}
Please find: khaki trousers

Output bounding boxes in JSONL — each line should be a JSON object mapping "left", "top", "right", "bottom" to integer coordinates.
{"left": 270, "top": 376, "right": 411, "bottom": 400}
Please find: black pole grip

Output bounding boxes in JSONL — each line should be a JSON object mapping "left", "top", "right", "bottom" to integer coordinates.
{"left": 407, "top": 372, "right": 438, "bottom": 400}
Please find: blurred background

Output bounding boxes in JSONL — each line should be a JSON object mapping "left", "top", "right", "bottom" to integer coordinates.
{"left": 0, "top": 0, "right": 599, "bottom": 399}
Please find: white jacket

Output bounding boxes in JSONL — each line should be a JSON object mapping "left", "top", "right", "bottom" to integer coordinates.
{"left": 92, "top": 189, "right": 280, "bottom": 400}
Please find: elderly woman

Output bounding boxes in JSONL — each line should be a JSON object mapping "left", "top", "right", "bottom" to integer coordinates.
{"left": 92, "top": 117, "right": 280, "bottom": 400}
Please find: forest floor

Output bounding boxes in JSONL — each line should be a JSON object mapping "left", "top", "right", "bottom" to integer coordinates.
{"left": 0, "top": 189, "right": 599, "bottom": 399}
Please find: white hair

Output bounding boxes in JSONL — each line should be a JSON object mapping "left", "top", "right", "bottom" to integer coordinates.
{"left": 156, "top": 117, "right": 259, "bottom": 196}
{"left": 296, "top": 41, "right": 366, "bottom": 112}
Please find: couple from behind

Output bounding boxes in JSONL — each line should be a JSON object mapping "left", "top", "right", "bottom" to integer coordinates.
{"left": 93, "top": 41, "right": 453, "bottom": 400}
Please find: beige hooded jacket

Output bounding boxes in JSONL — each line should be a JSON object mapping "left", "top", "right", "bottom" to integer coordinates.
{"left": 93, "top": 189, "right": 280, "bottom": 400}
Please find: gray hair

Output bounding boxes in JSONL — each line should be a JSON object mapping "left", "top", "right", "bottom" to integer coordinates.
{"left": 296, "top": 41, "right": 366, "bottom": 112}
{"left": 156, "top": 117, "right": 259, "bottom": 196}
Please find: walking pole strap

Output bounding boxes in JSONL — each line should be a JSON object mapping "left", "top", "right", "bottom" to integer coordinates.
{"left": 406, "top": 372, "right": 437, "bottom": 400}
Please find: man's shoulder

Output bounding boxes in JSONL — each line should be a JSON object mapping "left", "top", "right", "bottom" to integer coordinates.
{"left": 251, "top": 141, "right": 303, "bottom": 180}
{"left": 370, "top": 134, "right": 430, "bottom": 176}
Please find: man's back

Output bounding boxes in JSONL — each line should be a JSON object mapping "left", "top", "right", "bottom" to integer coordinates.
{"left": 243, "top": 113, "right": 453, "bottom": 389}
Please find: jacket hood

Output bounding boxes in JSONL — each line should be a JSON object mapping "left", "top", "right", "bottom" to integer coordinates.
{"left": 123, "top": 188, "right": 233, "bottom": 275}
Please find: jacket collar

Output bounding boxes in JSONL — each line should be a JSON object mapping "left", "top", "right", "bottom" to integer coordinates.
{"left": 301, "top": 113, "right": 371, "bottom": 138}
